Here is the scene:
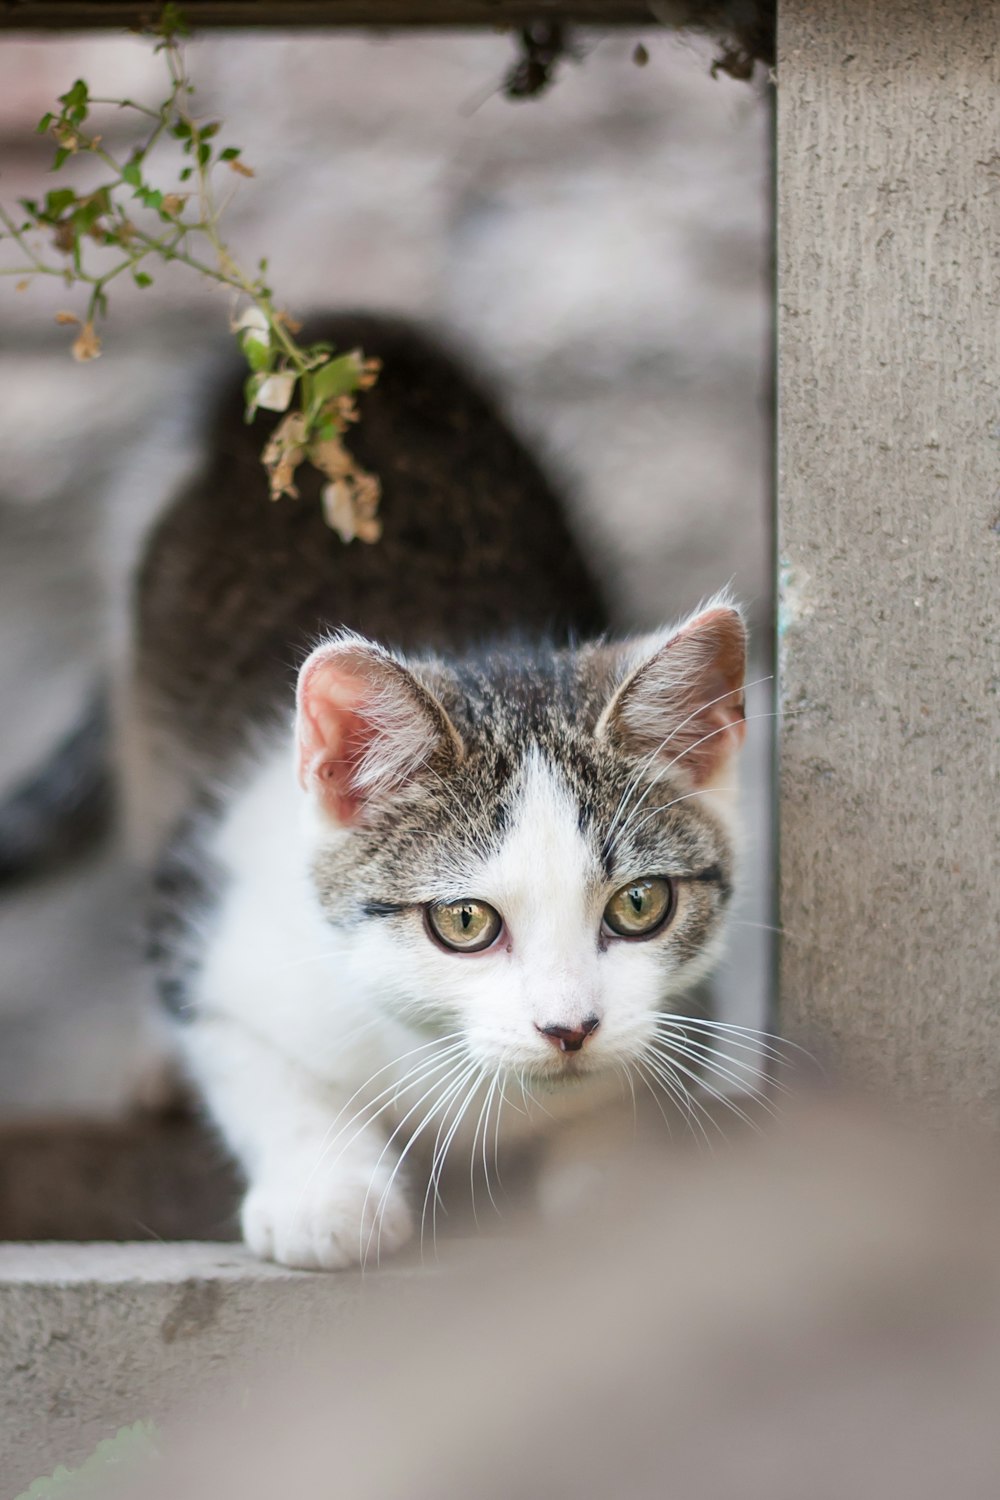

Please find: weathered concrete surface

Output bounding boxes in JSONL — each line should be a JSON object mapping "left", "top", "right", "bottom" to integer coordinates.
{"left": 777, "top": 3, "right": 1000, "bottom": 1121}
{"left": 0, "top": 1241, "right": 431, "bottom": 1493}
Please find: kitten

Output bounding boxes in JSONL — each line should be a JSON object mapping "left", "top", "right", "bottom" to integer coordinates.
{"left": 131, "top": 313, "right": 747, "bottom": 1270}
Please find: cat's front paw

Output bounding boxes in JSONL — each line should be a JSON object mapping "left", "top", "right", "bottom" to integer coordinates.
{"left": 241, "top": 1164, "right": 414, "bottom": 1271}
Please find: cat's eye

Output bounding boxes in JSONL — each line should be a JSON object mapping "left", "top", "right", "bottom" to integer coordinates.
{"left": 426, "top": 899, "right": 503, "bottom": 953}
{"left": 602, "top": 878, "right": 674, "bottom": 939}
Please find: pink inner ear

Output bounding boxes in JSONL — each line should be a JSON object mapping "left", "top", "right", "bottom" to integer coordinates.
{"left": 296, "top": 653, "right": 380, "bottom": 825}
{"left": 612, "top": 607, "right": 747, "bottom": 788}
{"left": 296, "top": 642, "right": 461, "bottom": 827}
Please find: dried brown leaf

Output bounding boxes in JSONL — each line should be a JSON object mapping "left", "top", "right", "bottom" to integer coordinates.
{"left": 71, "top": 321, "right": 102, "bottom": 362}
{"left": 261, "top": 411, "right": 308, "bottom": 501}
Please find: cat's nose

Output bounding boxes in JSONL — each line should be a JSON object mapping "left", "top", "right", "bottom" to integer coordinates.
{"left": 536, "top": 1016, "right": 601, "bottom": 1054}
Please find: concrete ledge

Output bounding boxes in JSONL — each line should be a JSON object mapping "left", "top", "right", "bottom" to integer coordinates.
{"left": 0, "top": 1241, "right": 429, "bottom": 1493}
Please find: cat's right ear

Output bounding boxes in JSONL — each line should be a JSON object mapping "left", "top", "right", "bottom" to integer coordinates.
{"left": 295, "top": 638, "right": 464, "bottom": 827}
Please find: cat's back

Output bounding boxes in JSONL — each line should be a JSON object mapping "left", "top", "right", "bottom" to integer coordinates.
{"left": 135, "top": 313, "right": 607, "bottom": 761}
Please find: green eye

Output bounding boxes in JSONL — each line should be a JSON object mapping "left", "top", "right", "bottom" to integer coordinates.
{"left": 603, "top": 878, "right": 674, "bottom": 938}
{"left": 427, "top": 899, "right": 503, "bottom": 953}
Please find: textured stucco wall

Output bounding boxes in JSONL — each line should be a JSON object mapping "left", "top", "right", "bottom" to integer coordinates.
{"left": 777, "top": 2, "right": 1000, "bottom": 1121}
{"left": 0, "top": 1242, "right": 427, "bottom": 1493}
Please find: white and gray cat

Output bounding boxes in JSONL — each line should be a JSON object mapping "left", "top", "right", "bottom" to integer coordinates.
{"left": 120, "top": 314, "right": 750, "bottom": 1269}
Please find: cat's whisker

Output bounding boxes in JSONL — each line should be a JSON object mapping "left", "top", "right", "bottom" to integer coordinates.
{"left": 602, "top": 673, "right": 774, "bottom": 854}
{"left": 327, "top": 1049, "right": 471, "bottom": 1189}
{"left": 308, "top": 1030, "right": 466, "bottom": 1159}
{"left": 633, "top": 1055, "right": 693, "bottom": 1143}
{"left": 419, "top": 1061, "right": 483, "bottom": 1239}
{"left": 653, "top": 1019, "right": 784, "bottom": 1076}
{"left": 363, "top": 1054, "right": 474, "bottom": 1268}
{"left": 626, "top": 1062, "right": 665, "bottom": 1140}
{"left": 260, "top": 946, "right": 343, "bottom": 976}
{"left": 422, "top": 761, "right": 494, "bottom": 862}
{"left": 297, "top": 1053, "right": 469, "bottom": 1248}
{"left": 725, "top": 918, "right": 787, "bottom": 937}
{"left": 610, "top": 706, "right": 793, "bottom": 854}
{"left": 662, "top": 1030, "right": 793, "bottom": 1102}
{"left": 299, "top": 1039, "right": 467, "bottom": 1202}
{"left": 368, "top": 1058, "right": 479, "bottom": 1267}
{"left": 358, "top": 1051, "right": 472, "bottom": 1262}
{"left": 425, "top": 1065, "right": 487, "bottom": 1255}
{"left": 468, "top": 1070, "right": 495, "bottom": 1229}
{"left": 648, "top": 1035, "right": 781, "bottom": 1119}
{"left": 493, "top": 1071, "right": 510, "bottom": 1195}
{"left": 315, "top": 1044, "right": 469, "bottom": 1177}
{"left": 646, "top": 1041, "right": 763, "bottom": 1135}
{"left": 482, "top": 1068, "right": 504, "bottom": 1217}
{"left": 639, "top": 1047, "right": 721, "bottom": 1149}
{"left": 619, "top": 784, "right": 739, "bottom": 845}
{"left": 652, "top": 1013, "right": 803, "bottom": 1066}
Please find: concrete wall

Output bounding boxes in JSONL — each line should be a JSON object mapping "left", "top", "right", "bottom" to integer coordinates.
{"left": 0, "top": 1242, "right": 426, "bottom": 1493}
{"left": 777, "top": 1, "right": 1000, "bottom": 1122}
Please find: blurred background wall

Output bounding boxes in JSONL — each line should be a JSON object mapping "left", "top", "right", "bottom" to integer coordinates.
{"left": 0, "top": 29, "right": 771, "bottom": 1116}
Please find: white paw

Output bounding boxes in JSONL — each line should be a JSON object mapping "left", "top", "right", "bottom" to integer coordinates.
{"left": 241, "top": 1164, "right": 414, "bottom": 1271}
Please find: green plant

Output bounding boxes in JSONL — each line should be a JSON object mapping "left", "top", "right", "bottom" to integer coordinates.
{"left": 0, "top": 5, "right": 382, "bottom": 541}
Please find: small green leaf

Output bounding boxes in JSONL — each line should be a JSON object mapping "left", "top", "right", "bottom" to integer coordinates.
{"left": 170, "top": 120, "right": 192, "bottom": 140}
{"left": 137, "top": 187, "right": 163, "bottom": 211}
{"left": 200, "top": 121, "right": 221, "bottom": 139}
{"left": 243, "top": 371, "right": 266, "bottom": 421}
{"left": 45, "top": 188, "right": 76, "bottom": 217}
{"left": 133, "top": 270, "right": 153, "bottom": 288}
{"left": 58, "top": 78, "right": 90, "bottom": 126}
{"left": 309, "top": 353, "right": 362, "bottom": 408}
{"left": 52, "top": 148, "right": 71, "bottom": 171}
{"left": 121, "top": 161, "right": 142, "bottom": 188}
{"left": 179, "top": 166, "right": 193, "bottom": 182}
{"left": 197, "top": 141, "right": 211, "bottom": 169}
{"left": 241, "top": 332, "right": 274, "bottom": 373}
{"left": 219, "top": 146, "right": 240, "bottom": 162}
{"left": 36, "top": 113, "right": 55, "bottom": 135}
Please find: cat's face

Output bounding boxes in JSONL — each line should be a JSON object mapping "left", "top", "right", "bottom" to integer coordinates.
{"left": 296, "top": 604, "right": 745, "bottom": 1085}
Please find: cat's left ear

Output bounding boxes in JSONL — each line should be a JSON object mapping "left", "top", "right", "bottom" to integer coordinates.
{"left": 596, "top": 604, "right": 747, "bottom": 788}
{"left": 295, "top": 637, "right": 464, "bottom": 826}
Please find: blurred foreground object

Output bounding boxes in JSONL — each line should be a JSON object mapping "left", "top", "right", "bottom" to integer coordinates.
{"left": 118, "top": 1093, "right": 1000, "bottom": 1500}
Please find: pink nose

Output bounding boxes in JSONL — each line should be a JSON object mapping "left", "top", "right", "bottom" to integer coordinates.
{"left": 536, "top": 1016, "right": 601, "bottom": 1054}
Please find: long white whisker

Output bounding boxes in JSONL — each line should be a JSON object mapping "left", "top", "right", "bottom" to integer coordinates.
{"left": 419, "top": 1062, "right": 482, "bottom": 1250}
{"left": 640, "top": 1049, "right": 721, "bottom": 1149}
{"left": 364, "top": 1054, "right": 475, "bottom": 1268}
{"left": 620, "top": 785, "right": 738, "bottom": 845}
{"left": 426, "top": 1066, "right": 486, "bottom": 1255}
{"left": 359, "top": 1053, "right": 472, "bottom": 1266}
{"left": 662, "top": 1031, "right": 790, "bottom": 1103}
{"left": 650, "top": 1035, "right": 781, "bottom": 1116}
{"left": 635, "top": 1055, "right": 699, "bottom": 1143}
{"left": 481, "top": 1069, "right": 503, "bottom": 1217}
{"left": 611, "top": 707, "right": 790, "bottom": 853}
{"left": 299, "top": 1039, "right": 467, "bottom": 1203}
{"left": 652, "top": 1014, "right": 803, "bottom": 1067}
{"left": 493, "top": 1072, "right": 510, "bottom": 1196}
{"left": 653, "top": 1019, "right": 785, "bottom": 1074}
{"left": 647, "top": 1042, "right": 762, "bottom": 1134}
{"left": 602, "top": 673, "right": 774, "bottom": 853}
